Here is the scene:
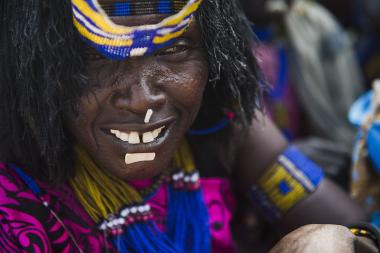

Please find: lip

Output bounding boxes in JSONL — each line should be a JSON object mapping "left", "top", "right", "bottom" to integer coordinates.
{"left": 99, "top": 116, "right": 176, "bottom": 153}
{"left": 100, "top": 116, "right": 175, "bottom": 133}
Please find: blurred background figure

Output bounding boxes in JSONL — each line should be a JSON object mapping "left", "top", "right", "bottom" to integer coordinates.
{"left": 353, "top": 0, "right": 380, "bottom": 85}
{"left": 239, "top": 0, "right": 365, "bottom": 188}
{"left": 349, "top": 81, "right": 380, "bottom": 225}
{"left": 234, "top": 1, "right": 368, "bottom": 252}
{"left": 348, "top": 0, "right": 380, "bottom": 232}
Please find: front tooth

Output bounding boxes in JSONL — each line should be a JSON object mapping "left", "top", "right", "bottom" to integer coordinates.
{"left": 142, "top": 132, "right": 154, "bottom": 143}
{"left": 129, "top": 132, "right": 140, "bottom": 144}
{"left": 152, "top": 129, "right": 159, "bottom": 138}
{"left": 156, "top": 126, "right": 165, "bottom": 135}
{"left": 119, "top": 132, "right": 129, "bottom": 142}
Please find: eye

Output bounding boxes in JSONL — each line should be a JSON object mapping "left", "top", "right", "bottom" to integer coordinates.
{"left": 155, "top": 39, "right": 192, "bottom": 56}
{"left": 85, "top": 52, "right": 107, "bottom": 61}
{"left": 82, "top": 45, "right": 107, "bottom": 61}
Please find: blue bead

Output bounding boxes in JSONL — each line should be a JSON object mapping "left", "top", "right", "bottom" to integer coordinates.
{"left": 278, "top": 180, "right": 291, "bottom": 194}
{"left": 113, "top": 2, "right": 131, "bottom": 16}
{"left": 158, "top": 1, "right": 172, "bottom": 14}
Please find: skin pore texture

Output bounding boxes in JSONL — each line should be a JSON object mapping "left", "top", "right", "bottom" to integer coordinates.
{"left": 66, "top": 13, "right": 208, "bottom": 180}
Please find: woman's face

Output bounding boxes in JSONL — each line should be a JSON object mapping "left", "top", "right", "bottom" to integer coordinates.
{"left": 66, "top": 9, "right": 208, "bottom": 180}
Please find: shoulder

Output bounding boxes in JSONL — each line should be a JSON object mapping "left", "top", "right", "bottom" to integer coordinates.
{"left": 0, "top": 163, "right": 31, "bottom": 200}
{"left": 231, "top": 112, "right": 288, "bottom": 184}
{"left": 0, "top": 163, "right": 53, "bottom": 252}
{"left": 232, "top": 112, "right": 287, "bottom": 162}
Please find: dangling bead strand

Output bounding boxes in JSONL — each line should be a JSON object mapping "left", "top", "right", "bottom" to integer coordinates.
{"left": 171, "top": 171, "right": 200, "bottom": 190}
{"left": 99, "top": 203, "right": 153, "bottom": 235}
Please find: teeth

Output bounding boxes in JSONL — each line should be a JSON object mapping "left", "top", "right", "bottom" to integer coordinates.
{"left": 142, "top": 132, "right": 154, "bottom": 143}
{"left": 119, "top": 132, "right": 129, "bottom": 142}
{"left": 128, "top": 132, "right": 140, "bottom": 144}
{"left": 110, "top": 126, "right": 165, "bottom": 144}
{"left": 152, "top": 129, "right": 160, "bottom": 138}
{"left": 125, "top": 153, "right": 156, "bottom": 165}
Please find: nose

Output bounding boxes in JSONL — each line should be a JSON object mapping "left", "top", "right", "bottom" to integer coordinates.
{"left": 110, "top": 74, "right": 166, "bottom": 115}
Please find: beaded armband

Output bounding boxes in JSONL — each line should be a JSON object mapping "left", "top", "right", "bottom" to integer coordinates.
{"left": 250, "top": 146, "right": 324, "bottom": 222}
{"left": 348, "top": 222, "right": 380, "bottom": 250}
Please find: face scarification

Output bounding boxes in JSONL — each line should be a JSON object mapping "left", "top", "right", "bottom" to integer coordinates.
{"left": 66, "top": 10, "right": 208, "bottom": 180}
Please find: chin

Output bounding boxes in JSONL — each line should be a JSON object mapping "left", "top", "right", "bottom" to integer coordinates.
{"left": 115, "top": 158, "right": 172, "bottom": 180}
{"left": 94, "top": 136, "right": 181, "bottom": 181}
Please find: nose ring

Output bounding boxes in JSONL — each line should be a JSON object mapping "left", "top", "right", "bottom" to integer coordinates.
{"left": 144, "top": 109, "right": 153, "bottom": 123}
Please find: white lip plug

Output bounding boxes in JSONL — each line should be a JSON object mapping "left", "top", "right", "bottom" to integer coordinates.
{"left": 125, "top": 153, "right": 156, "bottom": 165}
{"left": 144, "top": 109, "right": 153, "bottom": 123}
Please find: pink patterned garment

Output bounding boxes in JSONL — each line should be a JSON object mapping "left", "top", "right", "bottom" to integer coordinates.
{"left": 0, "top": 163, "right": 236, "bottom": 252}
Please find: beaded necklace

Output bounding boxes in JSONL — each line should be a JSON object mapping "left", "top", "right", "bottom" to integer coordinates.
{"left": 69, "top": 141, "right": 210, "bottom": 253}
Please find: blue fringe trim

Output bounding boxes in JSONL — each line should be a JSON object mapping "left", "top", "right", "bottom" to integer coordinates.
{"left": 10, "top": 164, "right": 42, "bottom": 197}
{"left": 166, "top": 186, "right": 211, "bottom": 253}
{"left": 111, "top": 186, "right": 211, "bottom": 253}
{"left": 113, "top": 221, "right": 180, "bottom": 253}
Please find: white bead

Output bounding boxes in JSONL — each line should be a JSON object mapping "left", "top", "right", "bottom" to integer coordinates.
{"left": 99, "top": 222, "right": 107, "bottom": 230}
{"left": 178, "top": 172, "right": 184, "bottom": 178}
{"left": 117, "top": 218, "right": 125, "bottom": 225}
{"left": 191, "top": 173, "right": 199, "bottom": 182}
{"left": 121, "top": 209, "right": 129, "bottom": 217}
{"left": 107, "top": 221, "right": 114, "bottom": 228}
{"left": 131, "top": 207, "right": 138, "bottom": 214}
{"left": 138, "top": 206, "right": 145, "bottom": 213}
{"left": 172, "top": 174, "right": 179, "bottom": 181}
{"left": 130, "top": 47, "right": 148, "bottom": 57}
{"left": 184, "top": 176, "right": 190, "bottom": 182}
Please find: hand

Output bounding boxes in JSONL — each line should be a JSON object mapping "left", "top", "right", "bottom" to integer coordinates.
{"left": 269, "top": 224, "right": 378, "bottom": 253}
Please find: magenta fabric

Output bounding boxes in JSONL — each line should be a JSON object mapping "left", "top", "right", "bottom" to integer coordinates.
{"left": 0, "top": 163, "right": 236, "bottom": 252}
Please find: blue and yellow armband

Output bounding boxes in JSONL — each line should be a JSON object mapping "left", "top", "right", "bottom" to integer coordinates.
{"left": 250, "top": 146, "right": 324, "bottom": 222}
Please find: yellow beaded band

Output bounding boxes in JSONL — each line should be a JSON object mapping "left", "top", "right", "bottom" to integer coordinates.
{"left": 250, "top": 146, "right": 324, "bottom": 221}
{"left": 72, "top": 0, "right": 203, "bottom": 59}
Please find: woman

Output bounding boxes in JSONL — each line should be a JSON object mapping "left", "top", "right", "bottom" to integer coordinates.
{"left": 0, "top": 0, "right": 375, "bottom": 252}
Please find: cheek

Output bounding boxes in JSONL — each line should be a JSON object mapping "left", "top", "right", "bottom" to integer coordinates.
{"left": 159, "top": 59, "right": 209, "bottom": 116}
{"left": 64, "top": 93, "right": 104, "bottom": 145}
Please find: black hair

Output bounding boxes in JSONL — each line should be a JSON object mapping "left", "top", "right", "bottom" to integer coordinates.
{"left": 195, "top": 0, "right": 263, "bottom": 127}
{"left": 0, "top": 0, "right": 263, "bottom": 182}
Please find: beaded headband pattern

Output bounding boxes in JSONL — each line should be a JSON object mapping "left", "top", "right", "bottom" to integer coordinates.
{"left": 71, "top": 0, "right": 203, "bottom": 59}
{"left": 101, "top": 0, "right": 188, "bottom": 17}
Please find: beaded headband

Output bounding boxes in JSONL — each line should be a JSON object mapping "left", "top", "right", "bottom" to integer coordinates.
{"left": 71, "top": 0, "right": 203, "bottom": 59}
{"left": 101, "top": 0, "right": 188, "bottom": 17}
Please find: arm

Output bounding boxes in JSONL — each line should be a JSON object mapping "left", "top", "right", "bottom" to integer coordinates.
{"left": 234, "top": 112, "right": 368, "bottom": 236}
{"left": 269, "top": 224, "right": 378, "bottom": 253}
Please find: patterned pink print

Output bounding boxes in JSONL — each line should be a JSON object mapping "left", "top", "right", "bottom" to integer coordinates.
{"left": 0, "top": 163, "right": 236, "bottom": 252}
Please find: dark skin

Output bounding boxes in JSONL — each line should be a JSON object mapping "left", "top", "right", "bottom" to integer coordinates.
{"left": 67, "top": 15, "right": 208, "bottom": 180}
{"left": 66, "top": 1, "right": 369, "bottom": 251}
{"left": 235, "top": 113, "right": 367, "bottom": 246}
